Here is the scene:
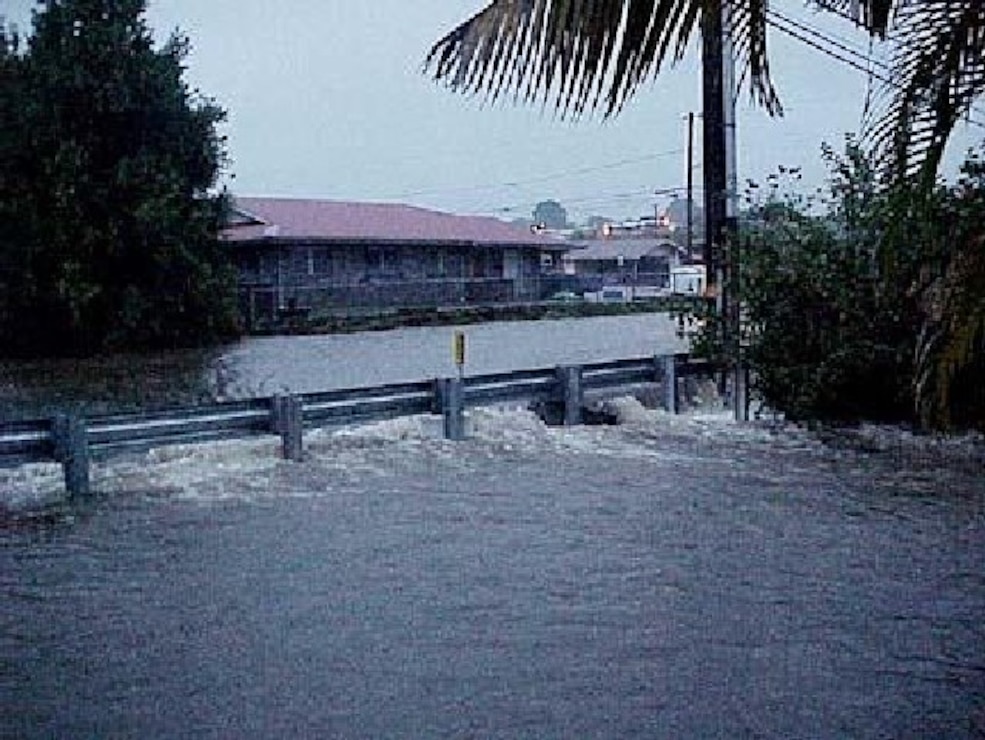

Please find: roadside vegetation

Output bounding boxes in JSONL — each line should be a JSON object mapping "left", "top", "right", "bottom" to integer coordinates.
{"left": 0, "top": 0, "right": 238, "bottom": 358}
{"left": 427, "top": 1, "right": 984, "bottom": 433}
{"left": 688, "top": 141, "right": 985, "bottom": 432}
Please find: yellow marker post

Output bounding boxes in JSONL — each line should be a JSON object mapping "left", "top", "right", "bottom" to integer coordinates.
{"left": 453, "top": 331, "right": 466, "bottom": 377}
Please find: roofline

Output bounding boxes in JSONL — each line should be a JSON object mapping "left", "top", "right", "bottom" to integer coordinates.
{"left": 221, "top": 236, "right": 571, "bottom": 251}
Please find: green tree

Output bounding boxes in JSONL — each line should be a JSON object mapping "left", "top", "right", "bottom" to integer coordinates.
{"left": 725, "top": 143, "right": 984, "bottom": 430}
{"left": 733, "top": 146, "right": 922, "bottom": 424}
{"left": 910, "top": 151, "right": 985, "bottom": 431}
{"left": 0, "top": 0, "right": 238, "bottom": 357}
{"left": 533, "top": 199, "right": 569, "bottom": 229}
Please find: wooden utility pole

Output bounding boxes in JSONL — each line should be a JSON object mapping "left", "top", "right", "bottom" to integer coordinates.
{"left": 701, "top": 2, "right": 726, "bottom": 293}
{"left": 686, "top": 111, "right": 695, "bottom": 257}
{"left": 702, "top": 0, "right": 745, "bottom": 420}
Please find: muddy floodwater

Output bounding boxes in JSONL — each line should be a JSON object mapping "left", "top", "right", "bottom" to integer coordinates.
{"left": 1, "top": 315, "right": 983, "bottom": 737}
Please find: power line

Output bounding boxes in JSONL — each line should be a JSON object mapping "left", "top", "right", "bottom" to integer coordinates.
{"left": 766, "top": 11, "right": 985, "bottom": 131}
{"left": 491, "top": 188, "right": 671, "bottom": 214}
{"left": 385, "top": 147, "right": 685, "bottom": 201}
{"left": 768, "top": 7, "right": 888, "bottom": 73}
{"left": 767, "top": 11, "right": 892, "bottom": 83}
{"left": 478, "top": 184, "right": 702, "bottom": 219}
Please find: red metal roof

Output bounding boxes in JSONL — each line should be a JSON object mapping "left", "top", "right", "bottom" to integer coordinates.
{"left": 224, "top": 197, "right": 566, "bottom": 249}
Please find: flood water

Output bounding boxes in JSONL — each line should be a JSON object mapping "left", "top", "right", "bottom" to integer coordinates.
{"left": 1, "top": 316, "right": 983, "bottom": 738}
{"left": 0, "top": 313, "right": 685, "bottom": 417}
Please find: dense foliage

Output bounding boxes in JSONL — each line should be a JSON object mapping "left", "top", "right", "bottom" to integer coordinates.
{"left": 0, "top": 0, "right": 239, "bottom": 357}
{"left": 698, "top": 142, "right": 985, "bottom": 431}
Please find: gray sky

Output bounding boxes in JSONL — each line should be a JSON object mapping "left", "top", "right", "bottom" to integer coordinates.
{"left": 3, "top": 1, "right": 980, "bottom": 223}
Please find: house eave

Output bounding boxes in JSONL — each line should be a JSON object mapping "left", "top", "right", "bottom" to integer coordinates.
{"left": 223, "top": 235, "right": 569, "bottom": 251}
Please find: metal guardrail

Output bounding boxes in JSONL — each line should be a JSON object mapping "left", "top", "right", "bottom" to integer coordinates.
{"left": 0, "top": 353, "right": 722, "bottom": 496}
{"left": 0, "top": 418, "right": 53, "bottom": 464}
{"left": 303, "top": 380, "right": 436, "bottom": 426}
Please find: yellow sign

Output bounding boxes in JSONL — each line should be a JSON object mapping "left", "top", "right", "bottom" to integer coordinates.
{"left": 453, "top": 331, "right": 466, "bottom": 367}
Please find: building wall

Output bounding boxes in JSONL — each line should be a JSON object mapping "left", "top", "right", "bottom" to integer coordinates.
{"left": 231, "top": 241, "right": 545, "bottom": 320}
{"left": 566, "top": 255, "right": 672, "bottom": 287}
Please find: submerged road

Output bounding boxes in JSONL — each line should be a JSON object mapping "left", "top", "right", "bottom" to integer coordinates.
{"left": 2, "top": 404, "right": 983, "bottom": 737}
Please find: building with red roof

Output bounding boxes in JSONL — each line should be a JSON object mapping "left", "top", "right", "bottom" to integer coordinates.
{"left": 222, "top": 197, "right": 572, "bottom": 323}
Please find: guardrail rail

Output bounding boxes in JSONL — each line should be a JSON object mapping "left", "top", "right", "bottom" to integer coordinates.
{"left": 0, "top": 353, "right": 728, "bottom": 497}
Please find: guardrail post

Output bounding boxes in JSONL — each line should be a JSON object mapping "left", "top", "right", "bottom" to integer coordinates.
{"left": 555, "top": 365, "right": 583, "bottom": 426}
{"left": 271, "top": 394, "right": 304, "bottom": 461}
{"left": 662, "top": 355, "right": 679, "bottom": 414}
{"left": 53, "top": 414, "right": 90, "bottom": 497}
{"left": 436, "top": 377, "right": 466, "bottom": 441}
{"left": 732, "top": 364, "right": 749, "bottom": 422}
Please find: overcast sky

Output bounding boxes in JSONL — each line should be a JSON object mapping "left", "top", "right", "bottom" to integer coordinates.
{"left": 3, "top": 1, "right": 981, "bottom": 223}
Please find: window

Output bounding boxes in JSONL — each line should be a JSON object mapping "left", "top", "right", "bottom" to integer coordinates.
{"left": 311, "top": 248, "right": 333, "bottom": 276}
{"left": 426, "top": 247, "right": 447, "bottom": 278}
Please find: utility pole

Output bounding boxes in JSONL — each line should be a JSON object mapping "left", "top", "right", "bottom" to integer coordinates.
{"left": 686, "top": 111, "right": 695, "bottom": 258}
{"left": 701, "top": 2, "right": 726, "bottom": 294}
{"left": 702, "top": 0, "right": 743, "bottom": 419}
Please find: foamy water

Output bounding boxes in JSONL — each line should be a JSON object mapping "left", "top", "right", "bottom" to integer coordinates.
{"left": 3, "top": 397, "right": 980, "bottom": 509}
{"left": 2, "top": 395, "right": 983, "bottom": 738}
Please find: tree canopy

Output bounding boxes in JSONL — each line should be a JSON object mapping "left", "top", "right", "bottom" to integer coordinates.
{"left": 533, "top": 199, "right": 569, "bottom": 228}
{"left": 0, "top": 0, "right": 238, "bottom": 357}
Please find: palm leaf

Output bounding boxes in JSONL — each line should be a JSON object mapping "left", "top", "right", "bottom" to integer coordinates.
{"left": 864, "top": 1, "right": 985, "bottom": 181}
{"left": 426, "top": 1, "right": 982, "bottom": 181}
{"left": 425, "top": 0, "right": 782, "bottom": 119}
{"left": 913, "top": 233, "right": 985, "bottom": 430}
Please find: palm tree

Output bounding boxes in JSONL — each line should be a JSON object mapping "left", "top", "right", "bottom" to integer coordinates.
{"left": 426, "top": 1, "right": 985, "bottom": 431}
{"left": 425, "top": 0, "right": 983, "bottom": 182}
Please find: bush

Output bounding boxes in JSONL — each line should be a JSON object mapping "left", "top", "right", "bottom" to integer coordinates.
{"left": 693, "top": 141, "right": 984, "bottom": 430}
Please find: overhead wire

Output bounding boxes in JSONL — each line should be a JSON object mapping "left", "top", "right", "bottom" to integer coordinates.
{"left": 386, "top": 147, "right": 684, "bottom": 201}
{"left": 768, "top": 7, "right": 890, "bottom": 73}
{"left": 765, "top": 8, "right": 985, "bottom": 131}
{"left": 404, "top": 7, "right": 983, "bottom": 219}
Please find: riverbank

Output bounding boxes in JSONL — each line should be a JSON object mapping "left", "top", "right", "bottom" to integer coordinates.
{"left": 252, "top": 297, "right": 698, "bottom": 336}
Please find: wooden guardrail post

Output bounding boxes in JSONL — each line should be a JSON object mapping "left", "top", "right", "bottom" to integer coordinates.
{"left": 555, "top": 365, "right": 583, "bottom": 426}
{"left": 271, "top": 394, "right": 304, "bottom": 461}
{"left": 436, "top": 377, "right": 466, "bottom": 441}
{"left": 53, "top": 414, "right": 90, "bottom": 497}
{"left": 662, "top": 355, "right": 679, "bottom": 414}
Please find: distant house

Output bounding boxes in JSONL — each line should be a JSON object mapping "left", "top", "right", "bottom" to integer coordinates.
{"left": 221, "top": 198, "right": 570, "bottom": 323}
{"left": 561, "top": 238, "right": 682, "bottom": 289}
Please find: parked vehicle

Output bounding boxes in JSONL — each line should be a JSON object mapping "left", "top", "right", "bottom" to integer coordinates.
{"left": 583, "top": 285, "right": 670, "bottom": 303}
{"left": 547, "top": 290, "right": 581, "bottom": 303}
{"left": 670, "top": 265, "right": 706, "bottom": 295}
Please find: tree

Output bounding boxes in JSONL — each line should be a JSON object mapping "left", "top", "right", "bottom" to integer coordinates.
{"left": 910, "top": 151, "right": 985, "bottom": 431}
{"left": 731, "top": 146, "right": 923, "bottom": 424}
{"left": 0, "top": 0, "right": 238, "bottom": 357}
{"left": 426, "top": 1, "right": 984, "bottom": 182}
{"left": 425, "top": 0, "right": 984, "bottom": 431}
{"left": 533, "top": 199, "right": 568, "bottom": 229}
{"left": 705, "top": 143, "right": 984, "bottom": 431}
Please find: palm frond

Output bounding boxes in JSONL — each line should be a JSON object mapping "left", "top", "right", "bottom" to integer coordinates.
{"left": 425, "top": 0, "right": 782, "bottom": 119}
{"left": 811, "top": 0, "right": 896, "bottom": 35}
{"left": 816, "top": 1, "right": 985, "bottom": 181}
{"left": 913, "top": 234, "right": 985, "bottom": 429}
{"left": 426, "top": 1, "right": 983, "bottom": 181}
{"left": 875, "top": 2, "right": 984, "bottom": 180}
